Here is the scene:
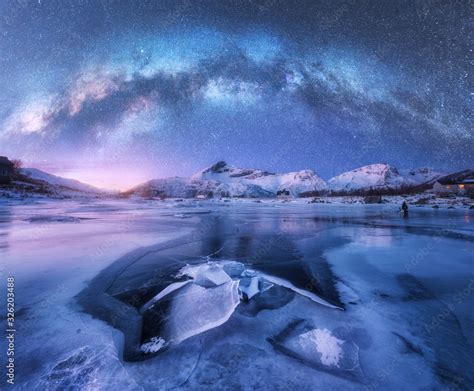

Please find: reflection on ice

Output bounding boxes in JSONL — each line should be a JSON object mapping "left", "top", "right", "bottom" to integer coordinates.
{"left": 349, "top": 227, "right": 394, "bottom": 247}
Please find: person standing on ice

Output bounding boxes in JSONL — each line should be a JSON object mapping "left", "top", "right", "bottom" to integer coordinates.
{"left": 401, "top": 201, "right": 409, "bottom": 217}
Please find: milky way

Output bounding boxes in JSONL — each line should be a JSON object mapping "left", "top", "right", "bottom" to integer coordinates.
{"left": 0, "top": 0, "right": 471, "bottom": 189}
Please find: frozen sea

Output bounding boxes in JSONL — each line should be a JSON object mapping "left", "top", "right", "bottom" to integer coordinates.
{"left": 0, "top": 198, "right": 473, "bottom": 390}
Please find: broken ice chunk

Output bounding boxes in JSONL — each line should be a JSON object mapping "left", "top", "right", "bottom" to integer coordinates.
{"left": 239, "top": 277, "right": 261, "bottom": 300}
{"left": 141, "top": 336, "right": 168, "bottom": 354}
{"left": 139, "top": 280, "right": 192, "bottom": 313}
{"left": 260, "top": 273, "right": 343, "bottom": 310}
{"left": 176, "top": 263, "right": 201, "bottom": 279}
{"left": 193, "top": 264, "right": 232, "bottom": 288}
{"left": 141, "top": 260, "right": 344, "bottom": 356}
{"left": 238, "top": 276, "right": 274, "bottom": 301}
{"left": 222, "top": 261, "right": 245, "bottom": 278}
{"left": 242, "top": 268, "right": 258, "bottom": 277}
{"left": 166, "top": 280, "right": 240, "bottom": 343}
{"left": 239, "top": 284, "right": 294, "bottom": 317}
{"left": 177, "top": 261, "right": 235, "bottom": 287}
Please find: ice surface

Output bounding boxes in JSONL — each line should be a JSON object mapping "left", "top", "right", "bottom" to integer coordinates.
{"left": 173, "top": 213, "right": 193, "bottom": 218}
{"left": 2, "top": 199, "right": 472, "bottom": 390}
{"left": 34, "top": 345, "right": 143, "bottom": 391}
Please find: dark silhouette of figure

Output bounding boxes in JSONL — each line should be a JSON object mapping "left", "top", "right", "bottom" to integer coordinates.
{"left": 401, "top": 201, "right": 409, "bottom": 218}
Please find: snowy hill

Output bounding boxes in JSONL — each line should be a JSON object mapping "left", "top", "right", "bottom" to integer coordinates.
{"left": 327, "top": 164, "right": 448, "bottom": 192}
{"left": 1, "top": 168, "right": 109, "bottom": 198}
{"left": 193, "top": 161, "right": 327, "bottom": 196}
{"left": 399, "top": 168, "right": 446, "bottom": 186}
{"left": 127, "top": 161, "right": 327, "bottom": 198}
{"left": 327, "top": 164, "right": 411, "bottom": 192}
{"left": 21, "top": 168, "right": 105, "bottom": 194}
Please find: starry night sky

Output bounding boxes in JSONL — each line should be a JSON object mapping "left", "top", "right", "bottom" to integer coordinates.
{"left": 0, "top": 0, "right": 472, "bottom": 189}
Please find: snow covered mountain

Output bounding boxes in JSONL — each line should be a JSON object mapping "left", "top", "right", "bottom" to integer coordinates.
{"left": 12, "top": 168, "right": 108, "bottom": 197}
{"left": 193, "top": 161, "right": 327, "bottom": 196}
{"left": 327, "top": 164, "right": 412, "bottom": 192}
{"left": 127, "top": 161, "right": 453, "bottom": 199}
{"left": 127, "top": 161, "right": 327, "bottom": 198}
{"left": 21, "top": 168, "right": 104, "bottom": 193}
{"left": 327, "top": 164, "right": 447, "bottom": 192}
{"left": 2, "top": 162, "right": 457, "bottom": 200}
{"left": 399, "top": 168, "right": 446, "bottom": 185}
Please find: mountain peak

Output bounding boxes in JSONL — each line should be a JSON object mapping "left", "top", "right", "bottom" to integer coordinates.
{"left": 327, "top": 163, "right": 404, "bottom": 191}
{"left": 202, "top": 161, "right": 230, "bottom": 175}
{"left": 205, "top": 160, "right": 229, "bottom": 173}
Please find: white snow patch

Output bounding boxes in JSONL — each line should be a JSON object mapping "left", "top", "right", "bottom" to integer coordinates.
{"left": 141, "top": 337, "right": 168, "bottom": 354}
{"left": 298, "top": 328, "right": 344, "bottom": 367}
